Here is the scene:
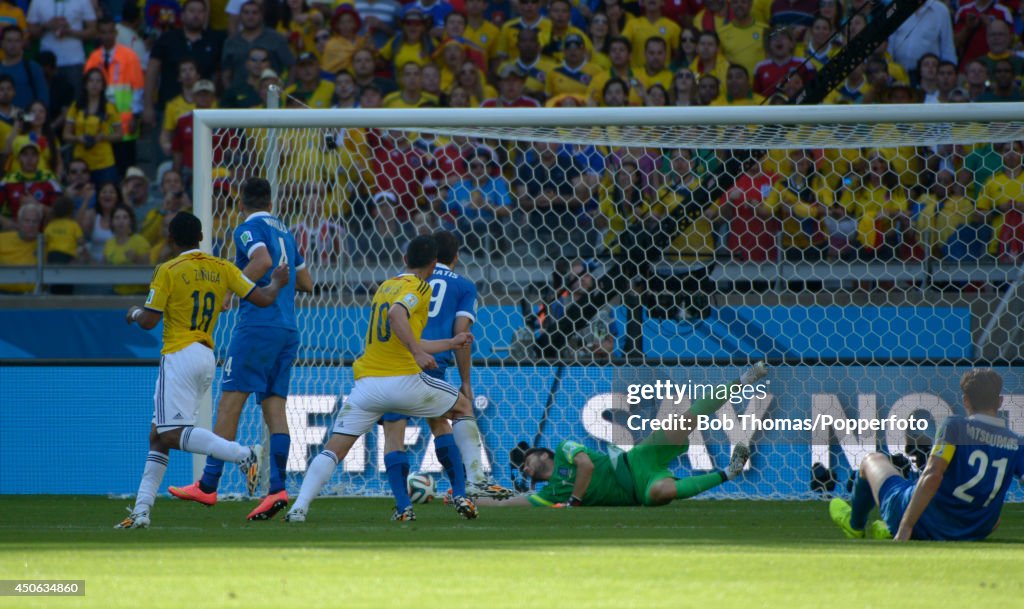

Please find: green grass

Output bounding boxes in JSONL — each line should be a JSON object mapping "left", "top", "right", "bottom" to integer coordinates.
{"left": 1, "top": 497, "right": 1023, "bottom": 609}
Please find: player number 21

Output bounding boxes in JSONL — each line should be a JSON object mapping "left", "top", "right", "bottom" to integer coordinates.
{"left": 190, "top": 290, "right": 216, "bottom": 332}
{"left": 367, "top": 302, "right": 391, "bottom": 344}
{"left": 952, "top": 449, "right": 1008, "bottom": 507}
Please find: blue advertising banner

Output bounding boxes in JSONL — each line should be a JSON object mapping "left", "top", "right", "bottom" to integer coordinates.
{"left": 0, "top": 305, "right": 971, "bottom": 361}
{"left": 2, "top": 365, "right": 1021, "bottom": 499}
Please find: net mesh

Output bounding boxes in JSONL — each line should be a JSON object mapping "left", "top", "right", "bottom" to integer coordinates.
{"left": 204, "top": 109, "right": 1024, "bottom": 501}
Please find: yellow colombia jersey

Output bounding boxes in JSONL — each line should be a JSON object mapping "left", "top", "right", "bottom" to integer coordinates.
{"left": 353, "top": 274, "right": 432, "bottom": 380}
{"left": 144, "top": 250, "right": 256, "bottom": 355}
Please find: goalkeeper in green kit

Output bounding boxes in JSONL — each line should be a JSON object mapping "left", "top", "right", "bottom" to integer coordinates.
{"left": 476, "top": 363, "right": 767, "bottom": 508}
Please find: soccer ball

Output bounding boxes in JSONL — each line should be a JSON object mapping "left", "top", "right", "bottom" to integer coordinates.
{"left": 407, "top": 473, "right": 435, "bottom": 504}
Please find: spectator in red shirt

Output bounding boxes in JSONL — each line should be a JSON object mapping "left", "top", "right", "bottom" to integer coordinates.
{"left": 481, "top": 63, "right": 541, "bottom": 107}
{"left": 0, "top": 142, "right": 62, "bottom": 228}
{"left": 954, "top": 0, "right": 1013, "bottom": 66}
{"left": 754, "top": 27, "right": 812, "bottom": 97}
{"left": 723, "top": 161, "right": 779, "bottom": 262}
{"left": 369, "top": 129, "right": 428, "bottom": 238}
{"left": 171, "top": 79, "right": 217, "bottom": 183}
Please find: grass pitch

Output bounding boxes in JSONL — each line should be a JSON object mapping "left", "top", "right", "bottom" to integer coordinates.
{"left": 2, "top": 497, "right": 1023, "bottom": 609}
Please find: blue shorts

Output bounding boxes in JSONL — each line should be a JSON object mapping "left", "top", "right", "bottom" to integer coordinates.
{"left": 222, "top": 326, "right": 299, "bottom": 402}
{"left": 878, "top": 475, "right": 939, "bottom": 540}
{"left": 380, "top": 368, "right": 447, "bottom": 423}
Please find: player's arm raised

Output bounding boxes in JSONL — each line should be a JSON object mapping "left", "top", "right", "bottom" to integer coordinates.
{"left": 388, "top": 303, "right": 437, "bottom": 369}
{"left": 244, "top": 263, "right": 291, "bottom": 307}
{"left": 246, "top": 241, "right": 314, "bottom": 293}
{"left": 894, "top": 453, "right": 950, "bottom": 542}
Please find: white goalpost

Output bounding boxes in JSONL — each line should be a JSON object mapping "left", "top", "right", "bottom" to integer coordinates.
{"left": 190, "top": 104, "right": 1024, "bottom": 499}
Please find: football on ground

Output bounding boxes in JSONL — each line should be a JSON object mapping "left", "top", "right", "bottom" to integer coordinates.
{"left": 407, "top": 473, "right": 435, "bottom": 503}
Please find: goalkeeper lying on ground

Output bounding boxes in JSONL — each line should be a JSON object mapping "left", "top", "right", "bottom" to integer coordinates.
{"left": 475, "top": 363, "right": 768, "bottom": 508}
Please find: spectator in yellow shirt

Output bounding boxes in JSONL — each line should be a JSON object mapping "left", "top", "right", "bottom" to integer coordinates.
{"left": 379, "top": 7, "right": 434, "bottom": 74}
{"left": 718, "top": 64, "right": 765, "bottom": 105}
{"left": 63, "top": 68, "right": 123, "bottom": 186}
{"left": 546, "top": 34, "right": 603, "bottom": 98}
{"left": 718, "top": 0, "right": 769, "bottom": 78}
{"left": 496, "top": 0, "right": 552, "bottom": 65}
{"left": 322, "top": 4, "right": 368, "bottom": 74}
{"left": 498, "top": 28, "right": 559, "bottom": 103}
{"left": 103, "top": 204, "right": 150, "bottom": 294}
{"left": 464, "top": 0, "right": 500, "bottom": 64}
{"left": 587, "top": 36, "right": 644, "bottom": 106}
{"left": 43, "top": 196, "right": 83, "bottom": 294}
{"left": 0, "top": 201, "right": 41, "bottom": 294}
{"left": 635, "top": 36, "right": 673, "bottom": 93}
{"left": 691, "top": 30, "right": 730, "bottom": 85}
{"left": 979, "top": 141, "right": 1024, "bottom": 253}
{"left": 589, "top": 12, "right": 612, "bottom": 68}
{"left": 286, "top": 52, "right": 335, "bottom": 108}
{"left": 544, "top": 0, "right": 594, "bottom": 62}
{"left": 798, "top": 16, "right": 839, "bottom": 71}
{"left": 278, "top": 0, "right": 324, "bottom": 57}
{"left": 765, "top": 149, "right": 831, "bottom": 259}
{"left": 149, "top": 210, "right": 179, "bottom": 265}
{"left": 622, "top": 0, "right": 681, "bottom": 69}
{"left": 382, "top": 62, "right": 439, "bottom": 108}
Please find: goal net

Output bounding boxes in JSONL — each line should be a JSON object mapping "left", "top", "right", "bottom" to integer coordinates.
{"left": 193, "top": 104, "right": 1024, "bottom": 500}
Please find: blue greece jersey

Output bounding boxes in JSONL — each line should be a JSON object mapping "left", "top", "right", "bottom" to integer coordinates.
{"left": 222, "top": 211, "right": 305, "bottom": 401}
{"left": 233, "top": 211, "right": 304, "bottom": 330}
{"left": 420, "top": 263, "right": 477, "bottom": 378}
{"left": 880, "top": 414, "right": 1024, "bottom": 540}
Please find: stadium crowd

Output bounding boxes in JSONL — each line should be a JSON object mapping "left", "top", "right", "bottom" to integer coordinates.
{"left": 1, "top": 0, "right": 1024, "bottom": 295}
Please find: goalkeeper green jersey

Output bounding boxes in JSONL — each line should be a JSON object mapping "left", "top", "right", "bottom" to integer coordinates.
{"left": 527, "top": 440, "right": 636, "bottom": 507}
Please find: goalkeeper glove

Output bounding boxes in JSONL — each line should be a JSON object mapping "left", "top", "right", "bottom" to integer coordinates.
{"left": 551, "top": 496, "right": 582, "bottom": 508}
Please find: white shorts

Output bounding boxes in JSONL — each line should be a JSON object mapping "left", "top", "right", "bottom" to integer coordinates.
{"left": 152, "top": 342, "right": 215, "bottom": 431}
{"left": 331, "top": 373, "right": 460, "bottom": 437}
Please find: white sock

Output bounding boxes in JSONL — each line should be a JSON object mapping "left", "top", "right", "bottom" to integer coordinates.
{"left": 135, "top": 451, "right": 169, "bottom": 512}
{"left": 293, "top": 450, "right": 338, "bottom": 512}
{"left": 180, "top": 427, "right": 250, "bottom": 462}
{"left": 453, "top": 417, "right": 486, "bottom": 485}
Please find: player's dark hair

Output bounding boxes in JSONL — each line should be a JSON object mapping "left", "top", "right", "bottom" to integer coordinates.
{"left": 241, "top": 177, "right": 272, "bottom": 210}
{"left": 433, "top": 230, "right": 460, "bottom": 265}
{"left": 169, "top": 211, "right": 203, "bottom": 249}
{"left": 960, "top": 369, "right": 1003, "bottom": 412}
{"left": 405, "top": 235, "right": 437, "bottom": 269}
{"left": 522, "top": 447, "right": 554, "bottom": 468}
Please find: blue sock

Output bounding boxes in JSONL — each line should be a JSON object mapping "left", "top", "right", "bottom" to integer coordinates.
{"left": 434, "top": 433, "right": 466, "bottom": 497}
{"left": 385, "top": 450, "right": 412, "bottom": 511}
{"left": 850, "top": 475, "right": 874, "bottom": 531}
{"left": 199, "top": 457, "right": 225, "bottom": 493}
{"left": 269, "top": 434, "right": 290, "bottom": 494}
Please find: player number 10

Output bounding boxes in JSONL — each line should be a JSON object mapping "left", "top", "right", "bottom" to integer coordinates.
{"left": 367, "top": 302, "right": 391, "bottom": 344}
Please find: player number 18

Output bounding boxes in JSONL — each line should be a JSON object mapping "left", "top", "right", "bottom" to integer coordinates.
{"left": 189, "top": 290, "right": 216, "bottom": 332}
